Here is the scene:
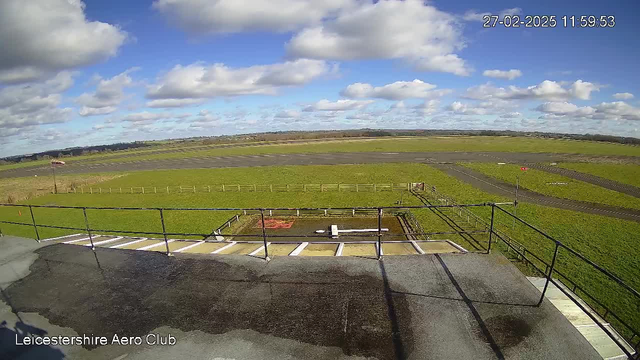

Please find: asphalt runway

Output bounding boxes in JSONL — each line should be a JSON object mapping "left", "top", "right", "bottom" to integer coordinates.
{"left": 433, "top": 164, "right": 640, "bottom": 222}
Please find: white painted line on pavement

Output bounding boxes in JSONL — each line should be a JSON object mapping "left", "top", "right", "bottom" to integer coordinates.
{"left": 137, "top": 240, "right": 174, "bottom": 251}
{"left": 212, "top": 242, "right": 237, "bottom": 254}
{"left": 336, "top": 243, "right": 344, "bottom": 256}
{"left": 90, "top": 236, "right": 123, "bottom": 246}
{"left": 289, "top": 242, "right": 308, "bottom": 256}
{"left": 42, "top": 233, "right": 83, "bottom": 242}
{"left": 110, "top": 238, "right": 147, "bottom": 248}
{"left": 174, "top": 241, "right": 204, "bottom": 253}
{"left": 249, "top": 242, "right": 270, "bottom": 257}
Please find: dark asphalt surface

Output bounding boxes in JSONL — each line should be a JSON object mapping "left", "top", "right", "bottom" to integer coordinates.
{"left": 527, "top": 163, "right": 640, "bottom": 198}
{"left": 0, "top": 237, "right": 600, "bottom": 360}
{"left": 433, "top": 164, "right": 640, "bottom": 222}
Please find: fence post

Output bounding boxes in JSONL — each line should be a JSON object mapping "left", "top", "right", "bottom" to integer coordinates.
{"left": 487, "top": 204, "right": 495, "bottom": 254}
{"left": 90, "top": 188, "right": 93, "bottom": 194}
{"left": 260, "top": 209, "right": 269, "bottom": 261}
{"left": 194, "top": 186, "right": 196, "bottom": 193}
{"left": 142, "top": 187, "right": 144, "bottom": 194}
{"left": 538, "top": 242, "right": 560, "bottom": 306}
{"left": 208, "top": 186, "right": 211, "bottom": 193}
{"left": 109, "top": 188, "right": 112, "bottom": 194}
{"left": 159, "top": 209, "right": 171, "bottom": 256}
{"left": 130, "top": 187, "right": 133, "bottom": 193}
{"left": 269, "top": 184, "right": 272, "bottom": 192}
{"left": 28, "top": 205, "right": 40, "bottom": 242}
{"left": 82, "top": 207, "right": 95, "bottom": 250}
{"left": 166, "top": 186, "right": 169, "bottom": 194}
{"left": 120, "top": 187, "right": 122, "bottom": 193}
{"left": 377, "top": 208, "right": 383, "bottom": 260}
{"left": 154, "top": 187, "right": 157, "bottom": 194}
{"left": 81, "top": 187, "right": 84, "bottom": 194}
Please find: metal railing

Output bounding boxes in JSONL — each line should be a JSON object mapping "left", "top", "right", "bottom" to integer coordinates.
{"left": 0, "top": 200, "right": 638, "bottom": 358}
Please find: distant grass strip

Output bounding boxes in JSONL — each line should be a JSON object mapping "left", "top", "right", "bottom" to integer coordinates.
{"left": 558, "top": 162, "right": 640, "bottom": 188}
{"left": 70, "top": 136, "right": 640, "bottom": 166}
{"left": 461, "top": 163, "right": 640, "bottom": 210}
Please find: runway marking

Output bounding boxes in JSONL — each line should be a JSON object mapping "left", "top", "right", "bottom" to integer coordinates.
{"left": 42, "top": 233, "right": 83, "bottom": 242}
{"left": 249, "top": 243, "right": 271, "bottom": 257}
{"left": 211, "top": 242, "right": 237, "bottom": 254}
{"left": 91, "top": 236, "right": 124, "bottom": 246}
{"left": 336, "top": 243, "right": 345, "bottom": 256}
{"left": 173, "top": 241, "right": 204, "bottom": 253}
{"left": 289, "top": 242, "right": 308, "bottom": 256}
{"left": 411, "top": 240, "right": 426, "bottom": 254}
{"left": 137, "top": 240, "right": 174, "bottom": 251}
{"left": 110, "top": 238, "right": 147, "bottom": 248}
{"left": 63, "top": 236, "right": 92, "bottom": 244}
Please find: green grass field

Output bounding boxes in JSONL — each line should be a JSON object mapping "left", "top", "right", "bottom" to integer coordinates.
{"left": 1, "top": 162, "right": 638, "bottom": 339}
{"left": 461, "top": 163, "right": 640, "bottom": 210}
{"left": 4, "top": 136, "right": 640, "bottom": 172}
{"left": 558, "top": 162, "right": 640, "bottom": 188}
{"left": 78, "top": 136, "right": 640, "bottom": 165}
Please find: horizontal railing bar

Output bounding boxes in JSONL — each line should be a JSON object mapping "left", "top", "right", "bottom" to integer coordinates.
{"left": 0, "top": 203, "right": 494, "bottom": 211}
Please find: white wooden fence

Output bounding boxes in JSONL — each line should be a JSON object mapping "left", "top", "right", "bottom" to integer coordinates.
{"left": 65, "top": 183, "right": 425, "bottom": 195}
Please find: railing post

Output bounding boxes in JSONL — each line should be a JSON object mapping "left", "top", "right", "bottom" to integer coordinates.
{"left": 28, "top": 205, "right": 40, "bottom": 242}
{"left": 487, "top": 204, "right": 495, "bottom": 254}
{"left": 538, "top": 242, "right": 560, "bottom": 306}
{"left": 377, "top": 208, "right": 382, "bottom": 260}
{"left": 82, "top": 207, "right": 95, "bottom": 250}
{"left": 260, "top": 209, "right": 269, "bottom": 261}
{"left": 159, "top": 209, "right": 171, "bottom": 256}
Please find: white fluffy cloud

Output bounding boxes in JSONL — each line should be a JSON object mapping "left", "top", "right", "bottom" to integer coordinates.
{"left": 483, "top": 69, "right": 522, "bottom": 80}
{"left": 303, "top": 99, "right": 374, "bottom": 112}
{"left": 414, "top": 100, "right": 440, "bottom": 115}
{"left": 147, "top": 59, "right": 332, "bottom": 103}
{"left": 464, "top": 80, "right": 600, "bottom": 101}
{"left": 76, "top": 69, "right": 137, "bottom": 117}
{"left": 153, "top": 0, "right": 350, "bottom": 33}
{"left": 340, "top": 80, "right": 451, "bottom": 100}
{"left": 274, "top": 110, "right": 302, "bottom": 119}
{"left": 613, "top": 92, "right": 634, "bottom": 100}
{"left": 535, "top": 101, "right": 640, "bottom": 121}
{"left": 0, "top": 72, "right": 74, "bottom": 136}
{"left": 146, "top": 99, "right": 206, "bottom": 108}
{"left": 0, "top": 0, "right": 127, "bottom": 84}
{"left": 462, "top": 8, "right": 522, "bottom": 21}
{"left": 286, "top": 0, "right": 471, "bottom": 76}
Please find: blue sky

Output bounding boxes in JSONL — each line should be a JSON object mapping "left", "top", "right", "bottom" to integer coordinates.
{"left": 1, "top": 0, "right": 639, "bottom": 157}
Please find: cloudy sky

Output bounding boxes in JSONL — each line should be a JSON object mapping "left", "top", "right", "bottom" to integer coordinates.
{"left": 1, "top": 0, "right": 639, "bottom": 157}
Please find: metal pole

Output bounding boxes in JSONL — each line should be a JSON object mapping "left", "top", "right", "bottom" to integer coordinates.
{"left": 260, "top": 209, "right": 269, "bottom": 261}
{"left": 51, "top": 163, "right": 58, "bottom": 194}
{"left": 82, "top": 208, "right": 95, "bottom": 250}
{"left": 159, "top": 209, "right": 171, "bottom": 256}
{"left": 377, "top": 208, "right": 382, "bottom": 260}
{"left": 28, "top": 205, "right": 40, "bottom": 242}
{"left": 513, "top": 175, "right": 519, "bottom": 229}
{"left": 538, "top": 242, "right": 560, "bottom": 306}
{"left": 487, "top": 204, "right": 495, "bottom": 254}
